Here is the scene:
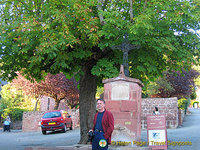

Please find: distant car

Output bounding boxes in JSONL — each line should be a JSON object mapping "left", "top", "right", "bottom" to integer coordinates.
{"left": 41, "top": 110, "right": 72, "bottom": 135}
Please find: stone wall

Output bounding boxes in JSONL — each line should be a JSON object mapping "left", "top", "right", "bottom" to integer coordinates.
{"left": 22, "top": 109, "right": 80, "bottom": 132}
{"left": 22, "top": 111, "right": 45, "bottom": 132}
{"left": 0, "top": 119, "right": 22, "bottom": 130}
{"left": 11, "top": 121, "right": 22, "bottom": 130}
{"left": 22, "top": 97, "right": 179, "bottom": 132}
{"left": 67, "top": 109, "right": 80, "bottom": 129}
{"left": 141, "top": 97, "right": 178, "bottom": 129}
{"left": 40, "top": 96, "right": 69, "bottom": 111}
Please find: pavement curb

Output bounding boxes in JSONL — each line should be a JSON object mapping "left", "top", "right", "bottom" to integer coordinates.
{"left": 24, "top": 144, "right": 152, "bottom": 150}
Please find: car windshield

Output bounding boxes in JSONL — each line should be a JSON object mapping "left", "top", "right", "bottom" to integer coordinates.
{"left": 42, "top": 112, "right": 61, "bottom": 118}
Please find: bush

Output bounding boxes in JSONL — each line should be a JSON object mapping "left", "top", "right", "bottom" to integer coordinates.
{"left": 11, "top": 108, "right": 27, "bottom": 121}
{"left": 146, "top": 69, "right": 199, "bottom": 98}
{"left": 0, "top": 84, "right": 34, "bottom": 122}
{"left": 191, "top": 101, "right": 199, "bottom": 107}
{"left": 178, "top": 98, "right": 188, "bottom": 110}
{"left": 190, "top": 89, "right": 197, "bottom": 100}
{"left": 1, "top": 107, "right": 28, "bottom": 121}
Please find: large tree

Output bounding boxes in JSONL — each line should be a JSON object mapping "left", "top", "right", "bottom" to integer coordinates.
{"left": 11, "top": 73, "right": 79, "bottom": 110}
{"left": 0, "top": 0, "right": 200, "bottom": 143}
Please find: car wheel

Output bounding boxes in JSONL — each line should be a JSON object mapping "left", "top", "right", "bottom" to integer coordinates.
{"left": 62, "top": 124, "right": 67, "bottom": 133}
{"left": 42, "top": 130, "right": 46, "bottom": 135}
{"left": 70, "top": 122, "right": 73, "bottom": 130}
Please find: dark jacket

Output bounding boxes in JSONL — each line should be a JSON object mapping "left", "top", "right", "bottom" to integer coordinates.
{"left": 92, "top": 110, "right": 114, "bottom": 144}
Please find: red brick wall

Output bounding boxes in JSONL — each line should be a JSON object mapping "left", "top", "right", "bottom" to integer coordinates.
{"left": 141, "top": 97, "right": 178, "bottom": 129}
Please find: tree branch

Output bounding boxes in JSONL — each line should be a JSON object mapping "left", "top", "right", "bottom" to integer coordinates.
{"left": 97, "top": 0, "right": 106, "bottom": 25}
{"left": 129, "top": 0, "right": 134, "bottom": 23}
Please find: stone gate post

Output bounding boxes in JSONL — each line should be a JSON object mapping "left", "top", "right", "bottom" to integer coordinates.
{"left": 103, "top": 65, "right": 143, "bottom": 143}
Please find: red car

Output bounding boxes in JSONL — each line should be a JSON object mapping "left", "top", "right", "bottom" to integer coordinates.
{"left": 41, "top": 110, "right": 72, "bottom": 134}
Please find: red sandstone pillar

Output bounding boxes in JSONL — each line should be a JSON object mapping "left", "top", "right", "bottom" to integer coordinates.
{"left": 103, "top": 65, "right": 143, "bottom": 143}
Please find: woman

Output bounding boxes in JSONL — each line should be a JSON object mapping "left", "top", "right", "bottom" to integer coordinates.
{"left": 3, "top": 116, "right": 11, "bottom": 132}
{"left": 153, "top": 107, "right": 160, "bottom": 115}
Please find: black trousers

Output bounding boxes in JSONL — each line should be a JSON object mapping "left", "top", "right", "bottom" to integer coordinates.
{"left": 3, "top": 125, "right": 10, "bottom": 132}
{"left": 92, "top": 131, "right": 108, "bottom": 150}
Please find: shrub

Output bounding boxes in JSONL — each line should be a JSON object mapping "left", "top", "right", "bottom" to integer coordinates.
{"left": 190, "top": 88, "right": 197, "bottom": 100}
{"left": 178, "top": 98, "right": 188, "bottom": 110}
{"left": 191, "top": 101, "right": 199, "bottom": 107}
{"left": 0, "top": 84, "right": 34, "bottom": 122}
{"left": 1, "top": 107, "right": 29, "bottom": 121}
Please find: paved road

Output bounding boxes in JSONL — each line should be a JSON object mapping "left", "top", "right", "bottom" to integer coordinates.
{"left": 0, "top": 128, "right": 80, "bottom": 150}
{"left": 0, "top": 108, "right": 199, "bottom": 150}
{"left": 141, "top": 108, "right": 200, "bottom": 150}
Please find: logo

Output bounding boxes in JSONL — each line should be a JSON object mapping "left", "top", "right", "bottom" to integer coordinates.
{"left": 99, "top": 139, "right": 107, "bottom": 147}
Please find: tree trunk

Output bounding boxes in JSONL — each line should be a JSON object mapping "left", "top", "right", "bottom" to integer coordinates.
{"left": 34, "top": 98, "right": 39, "bottom": 111}
{"left": 54, "top": 97, "right": 60, "bottom": 110}
{"left": 79, "top": 66, "right": 97, "bottom": 144}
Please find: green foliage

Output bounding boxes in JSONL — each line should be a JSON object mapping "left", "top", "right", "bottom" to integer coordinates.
{"left": 0, "top": 0, "right": 199, "bottom": 84}
{"left": 11, "top": 108, "right": 27, "bottom": 121}
{"left": 145, "top": 81, "right": 160, "bottom": 96}
{"left": 146, "top": 75, "right": 174, "bottom": 97}
{"left": 193, "top": 65, "right": 200, "bottom": 87}
{"left": 96, "top": 86, "right": 104, "bottom": 99}
{"left": 1, "top": 107, "right": 26, "bottom": 121}
{"left": 0, "top": 84, "right": 34, "bottom": 121}
{"left": 91, "top": 58, "right": 119, "bottom": 78}
{"left": 190, "top": 88, "right": 197, "bottom": 100}
{"left": 178, "top": 98, "right": 188, "bottom": 110}
{"left": 0, "top": 84, "right": 24, "bottom": 109}
{"left": 191, "top": 101, "right": 199, "bottom": 107}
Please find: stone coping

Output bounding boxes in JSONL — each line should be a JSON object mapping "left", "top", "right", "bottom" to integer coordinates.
{"left": 102, "top": 75, "right": 144, "bottom": 87}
